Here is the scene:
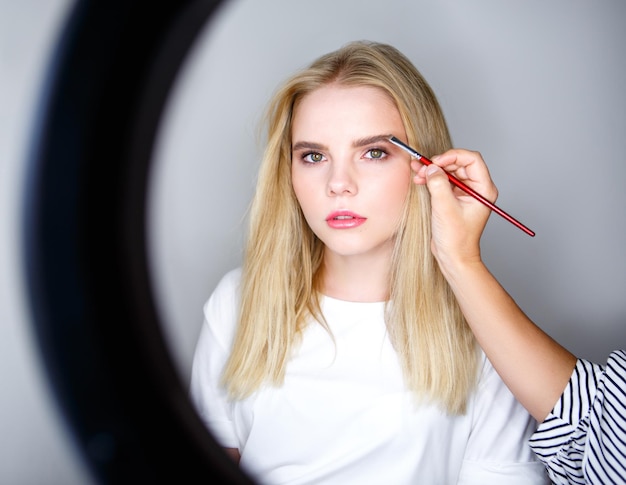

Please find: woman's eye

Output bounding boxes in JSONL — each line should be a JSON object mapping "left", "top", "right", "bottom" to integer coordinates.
{"left": 303, "top": 152, "right": 324, "bottom": 163}
{"left": 365, "top": 148, "right": 387, "bottom": 160}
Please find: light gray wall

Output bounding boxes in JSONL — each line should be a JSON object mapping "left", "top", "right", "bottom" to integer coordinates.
{"left": 3, "top": 0, "right": 625, "bottom": 483}
{"left": 151, "top": 0, "right": 626, "bottom": 382}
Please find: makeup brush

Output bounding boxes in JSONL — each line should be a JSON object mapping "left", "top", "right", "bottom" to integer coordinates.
{"left": 389, "top": 136, "right": 535, "bottom": 237}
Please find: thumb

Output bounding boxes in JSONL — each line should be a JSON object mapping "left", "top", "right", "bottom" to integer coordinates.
{"left": 423, "top": 163, "right": 463, "bottom": 259}
{"left": 424, "top": 164, "right": 454, "bottom": 203}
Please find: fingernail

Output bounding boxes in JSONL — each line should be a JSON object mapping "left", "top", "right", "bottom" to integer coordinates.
{"left": 426, "top": 164, "right": 441, "bottom": 175}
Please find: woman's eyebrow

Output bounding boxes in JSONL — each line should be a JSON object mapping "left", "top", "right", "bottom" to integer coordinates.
{"left": 292, "top": 141, "right": 327, "bottom": 151}
{"left": 293, "top": 135, "right": 394, "bottom": 152}
{"left": 352, "top": 134, "right": 394, "bottom": 148}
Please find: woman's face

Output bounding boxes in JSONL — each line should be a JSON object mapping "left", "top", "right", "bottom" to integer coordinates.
{"left": 291, "top": 84, "right": 411, "bottom": 264}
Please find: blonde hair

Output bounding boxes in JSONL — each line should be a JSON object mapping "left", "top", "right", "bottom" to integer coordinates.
{"left": 222, "top": 41, "right": 478, "bottom": 414}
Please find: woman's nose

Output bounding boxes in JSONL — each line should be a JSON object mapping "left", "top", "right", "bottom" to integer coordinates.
{"left": 326, "top": 160, "right": 357, "bottom": 196}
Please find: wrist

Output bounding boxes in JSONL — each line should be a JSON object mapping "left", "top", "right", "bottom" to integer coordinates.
{"left": 433, "top": 247, "right": 485, "bottom": 283}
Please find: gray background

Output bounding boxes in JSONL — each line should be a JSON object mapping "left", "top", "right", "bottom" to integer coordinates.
{"left": 3, "top": 0, "right": 625, "bottom": 483}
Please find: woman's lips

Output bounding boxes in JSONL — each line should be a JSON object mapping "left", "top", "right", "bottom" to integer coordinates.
{"left": 325, "top": 211, "right": 366, "bottom": 229}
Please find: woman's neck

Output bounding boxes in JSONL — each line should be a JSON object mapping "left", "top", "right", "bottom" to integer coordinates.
{"left": 320, "top": 251, "right": 391, "bottom": 302}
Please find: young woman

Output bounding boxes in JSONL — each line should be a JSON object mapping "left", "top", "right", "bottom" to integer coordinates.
{"left": 190, "top": 41, "right": 548, "bottom": 483}
{"left": 418, "top": 155, "right": 626, "bottom": 484}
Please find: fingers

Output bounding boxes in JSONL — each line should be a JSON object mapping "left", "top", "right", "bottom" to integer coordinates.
{"left": 412, "top": 148, "right": 498, "bottom": 202}
{"left": 422, "top": 164, "right": 455, "bottom": 205}
{"left": 428, "top": 149, "right": 486, "bottom": 173}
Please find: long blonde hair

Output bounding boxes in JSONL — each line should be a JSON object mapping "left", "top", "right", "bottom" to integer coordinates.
{"left": 222, "top": 41, "right": 478, "bottom": 414}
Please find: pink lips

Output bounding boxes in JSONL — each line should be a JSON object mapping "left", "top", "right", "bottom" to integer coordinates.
{"left": 325, "top": 211, "right": 366, "bottom": 229}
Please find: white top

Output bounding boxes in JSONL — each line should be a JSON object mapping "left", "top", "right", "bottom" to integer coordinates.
{"left": 529, "top": 350, "right": 626, "bottom": 484}
{"left": 190, "top": 269, "right": 548, "bottom": 484}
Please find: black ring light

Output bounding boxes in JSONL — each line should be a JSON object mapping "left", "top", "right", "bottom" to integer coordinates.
{"left": 23, "top": 1, "right": 253, "bottom": 483}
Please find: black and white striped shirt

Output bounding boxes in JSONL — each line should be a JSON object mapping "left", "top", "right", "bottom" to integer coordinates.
{"left": 529, "top": 350, "right": 626, "bottom": 484}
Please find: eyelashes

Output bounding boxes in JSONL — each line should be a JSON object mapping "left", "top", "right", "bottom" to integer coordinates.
{"left": 301, "top": 151, "right": 325, "bottom": 164}
{"left": 363, "top": 148, "right": 387, "bottom": 160}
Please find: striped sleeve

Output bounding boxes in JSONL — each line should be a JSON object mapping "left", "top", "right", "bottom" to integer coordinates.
{"left": 529, "top": 350, "right": 626, "bottom": 484}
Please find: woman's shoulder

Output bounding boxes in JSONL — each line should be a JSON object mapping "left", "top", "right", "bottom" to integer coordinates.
{"left": 201, "top": 267, "right": 242, "bottom": 332}
{"left": 216, "top": 267, "right": 242, "bottom": 293}
{"left": 203, "top": 267, "right": 241, "bottom": 305}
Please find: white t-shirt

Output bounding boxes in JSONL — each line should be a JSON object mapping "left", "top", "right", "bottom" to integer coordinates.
{"left": 190, "top": 268, "right": 548, "bottom": 484}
